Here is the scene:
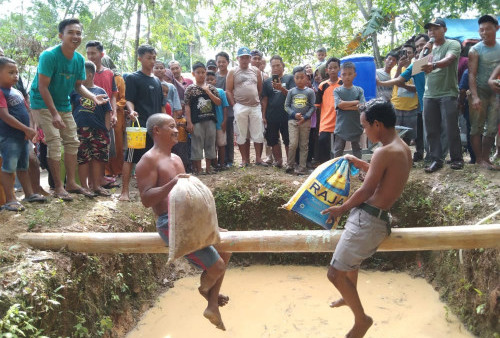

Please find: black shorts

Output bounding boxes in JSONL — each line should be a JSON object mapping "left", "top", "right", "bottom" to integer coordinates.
{"left": 124, "top": 132, "right": 154, "bottom": 164}
{"left": 265, "top": 120, "right": 289, "bottom": 147}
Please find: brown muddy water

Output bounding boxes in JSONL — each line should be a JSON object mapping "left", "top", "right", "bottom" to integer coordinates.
{"left": 127, "top": 265, "right": 474, "bottom": 338}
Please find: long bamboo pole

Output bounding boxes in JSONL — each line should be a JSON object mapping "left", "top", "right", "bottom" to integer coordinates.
{"left": 17, "top": 224, "right": 500, "bottom": 254}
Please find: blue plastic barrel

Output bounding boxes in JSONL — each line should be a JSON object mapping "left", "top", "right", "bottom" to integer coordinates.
{"left": 340, "top": 54, "right": 376, "bottom": 101}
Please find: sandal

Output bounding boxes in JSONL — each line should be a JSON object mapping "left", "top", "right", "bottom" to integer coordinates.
{"left": 102, "top": 182, "right": 120, "bottom": 189}
{"left": 93, "top": 187, "right": 111, "bottom": 197}
{"left": 67, "top": 188, "right": 97, "bottom": 198}
{"left": 255, "top": 161, "right": 269, "bottom": 167}
{"left": 53, "top": 192, "right": 74, "bottom": 201}
{"left": 23, "top": 194, "right": 48, "bottom": 203}
{"left": 1, "top": 201, "right": 26, "bottom": 211}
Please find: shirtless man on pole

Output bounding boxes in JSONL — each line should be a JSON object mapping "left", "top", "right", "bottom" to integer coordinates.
{"left": 321, "top": 99, "right": 412, "bottom": 338}
{"left": 135, "top": 113, "right": 230, "bottom": 330}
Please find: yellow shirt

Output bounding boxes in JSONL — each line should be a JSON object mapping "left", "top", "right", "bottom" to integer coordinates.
{"left": 175, "top": 117, "right": 188, "bottom": 142}
{"left": 390, "top": 67, "right": 418, "bottom": 111}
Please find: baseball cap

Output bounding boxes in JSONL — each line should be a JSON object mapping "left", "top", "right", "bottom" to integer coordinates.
{"left": 424, "top": 18, "right": 446, "bottom": 29}
{"left": 237, "top": 47, "right": 251, "bottom": 57}
{"left": 206, "top": 59, "right": 217, "bottom": 69}
{"left": 250, "top": 49, "right": 263, "bottom": 58}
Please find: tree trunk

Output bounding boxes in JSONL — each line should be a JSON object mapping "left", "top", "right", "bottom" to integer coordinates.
{"left": 134, "top": 1, "right": 142, "bottom": 71}
{"left": 18, "top": 224, "right": 500, "bottom": 254}
{"left": 307, "top": 0, "right": 321, "bottom": 45}
{"left": 372, "top": 33, "right": 382, "bottom": 68}
{"left": 355, "top": 0, "right": 382, "bottom": 67}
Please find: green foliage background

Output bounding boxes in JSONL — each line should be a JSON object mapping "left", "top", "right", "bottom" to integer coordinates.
{"left": 0, "top": 0, "right": 497, "bottom": 76}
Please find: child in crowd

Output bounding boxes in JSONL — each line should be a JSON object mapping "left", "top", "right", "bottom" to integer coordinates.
{"left": 205, "top": 71, "right": 229, "bottom": 170}
{"left": 315, "top": 57, "right": 342, "bottom": 163}
{"left": 71, "top": 61, "right": 113, "bottom": 197}
{"left": 160, "top": 81, "right": 172, "bottom": 115}
{"left": 172, "top": 109, "right": 190, "bottom": 171}
{"left": 285, "top": 66, "right": 316, "bottom": 175}
{"left": 185, "top": 62, "right": 221, "bottom": 175}
{"left": 333, "top": 62, "right": 365, "bottom": 159}
{"left": 0, "top": 57, "right": 47, "bottom": 211}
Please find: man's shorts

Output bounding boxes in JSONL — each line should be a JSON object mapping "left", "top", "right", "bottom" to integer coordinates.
{"left": 469, "top": 89, "right": 498, "bottom": 137}
{"left": 233, "top": 103, "right": 264, "bottom": 144}
{"left": 124, "top": 132, "right": 154, "bottom": 164}
{"left": 32, "top": 109, "right": 79, "bottom": 160}
{"left": 191, "top": 120, "right": 216, "bottom": 161}
{"left": 77, "top": 127, "right": 110, "bottom": 165}
{"left": 395, "top": 108, "right": 418, "bottom": 140}
{"left": 331, "top": 207, "right": 390, "bottom": 271}
{"left": 265, "top": 119, "right": 289, "bottom": 147}
{"left": 216, "top": 129, "right": 227, "bottom": 147}
{"left": 156, "top": 213, "right": 220, "bottom": 270}
{"left": 0, "top": 136, "right": 29, "bottom": 173}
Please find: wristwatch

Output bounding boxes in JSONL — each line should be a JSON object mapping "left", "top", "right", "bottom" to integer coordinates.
{"left": 432, "top": 62, "right": 437, "bottom": 70}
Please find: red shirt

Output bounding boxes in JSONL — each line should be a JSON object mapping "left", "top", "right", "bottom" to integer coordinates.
{"left": 165, "top": 103, "right": 172, "bottom": 115}
{"left": 94, "top": 67, "right": 118, "bottom": 99}
{"left": 180, "top": 77, "right": 193, "bottom": 88}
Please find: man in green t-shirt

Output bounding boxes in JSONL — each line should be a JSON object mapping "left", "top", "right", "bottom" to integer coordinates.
{"left": 421, "top": 18, "right": 464, "bottom": 173}
{"left": 30, "top": 18, "right": 108, "bottom": 200}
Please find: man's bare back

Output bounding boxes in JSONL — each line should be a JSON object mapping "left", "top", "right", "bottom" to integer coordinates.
{"left": 322, "top": 100, "right": 413, "bottom": 338}
{"left": 364, "top": 136, "right": 412, "bottom": 210}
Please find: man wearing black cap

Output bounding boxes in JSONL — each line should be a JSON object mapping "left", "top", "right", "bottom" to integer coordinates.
{"left": 421, "top": 18, "right": 464, "bottom": 173}
{"left": 207, "top": 59, "right": 217, "bottom": 73}
{"left": 468, "top": 15, "right": 500, "bottom": 170}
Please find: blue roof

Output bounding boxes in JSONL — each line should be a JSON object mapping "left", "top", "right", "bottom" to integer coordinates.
{"left": 443, "top": 17, "right": 500, "bottom": 42}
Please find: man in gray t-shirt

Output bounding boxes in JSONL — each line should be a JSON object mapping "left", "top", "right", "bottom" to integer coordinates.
{"left": 468, "top": 15, "right": 500, "bottom": 170}
{"left": 375, "top": 52, "right": 398, "bottom": 101}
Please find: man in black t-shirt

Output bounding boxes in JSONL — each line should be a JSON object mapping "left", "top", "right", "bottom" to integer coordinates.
{"left": 119, "top": 44, "right": 164, "bottom": 201}
{"left": 215, "top": 51, "right": 235, "bottom": 167}
{"left": 261, "top": 55, "right": 295, "bottom": 167}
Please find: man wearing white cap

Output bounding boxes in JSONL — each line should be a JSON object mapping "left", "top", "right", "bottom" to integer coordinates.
{"left": 226, "top": 47, "right": 266, "bottom": 167}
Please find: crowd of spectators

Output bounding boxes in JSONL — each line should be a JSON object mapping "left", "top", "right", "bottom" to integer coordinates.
{"left": 0, "top": 15, "right": 498, "bottom": 211}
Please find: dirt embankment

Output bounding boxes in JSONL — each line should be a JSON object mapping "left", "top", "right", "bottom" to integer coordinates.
{"left": 0, "top": 164, "right": 498, "bottom": 337}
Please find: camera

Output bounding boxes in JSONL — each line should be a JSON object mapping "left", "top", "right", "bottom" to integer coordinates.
{"left": 272, "top": 74, "right": 279, "bottom": 83}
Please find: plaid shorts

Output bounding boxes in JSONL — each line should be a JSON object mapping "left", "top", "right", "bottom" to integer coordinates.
{"left": 77, "top": 127, "right": 110, "bottom": 164}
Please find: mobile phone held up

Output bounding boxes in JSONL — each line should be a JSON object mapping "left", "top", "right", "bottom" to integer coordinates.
{"left": 272, "top": 74, "right": 279, "bottom": 83}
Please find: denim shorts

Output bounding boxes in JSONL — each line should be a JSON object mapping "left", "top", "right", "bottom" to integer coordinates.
{"left": 157, "top": 213, "right": 220, "bottom": 270}
{"left": 0, "top": 136, "right": 29, "bottom": 173}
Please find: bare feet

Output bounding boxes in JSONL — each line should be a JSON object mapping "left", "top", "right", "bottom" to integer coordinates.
{"left": 478, "top": 160, "right": 500, "bottom": 171}
{"left": 203, "top": 308, "right": 226, "bottom": 331}
{"left": 329, "top": 298, "right": 346, "bottom": 308}
{"left": 199, "top": 288, "right": 230, "bottom": 307}
{"left": 118, "top": 192, "right": 130, "bottom": 201}
{"left": 346, "top": 315, "right": 373, "bottom": 338}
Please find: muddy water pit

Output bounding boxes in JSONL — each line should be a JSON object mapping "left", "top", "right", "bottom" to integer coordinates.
{"left": 127, "top": 265, "right": 473, "bottom": 338}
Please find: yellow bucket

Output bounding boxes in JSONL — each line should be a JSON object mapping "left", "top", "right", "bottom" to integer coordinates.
{"left": 126, "top": 118, "right": 147, "bottom": 149}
